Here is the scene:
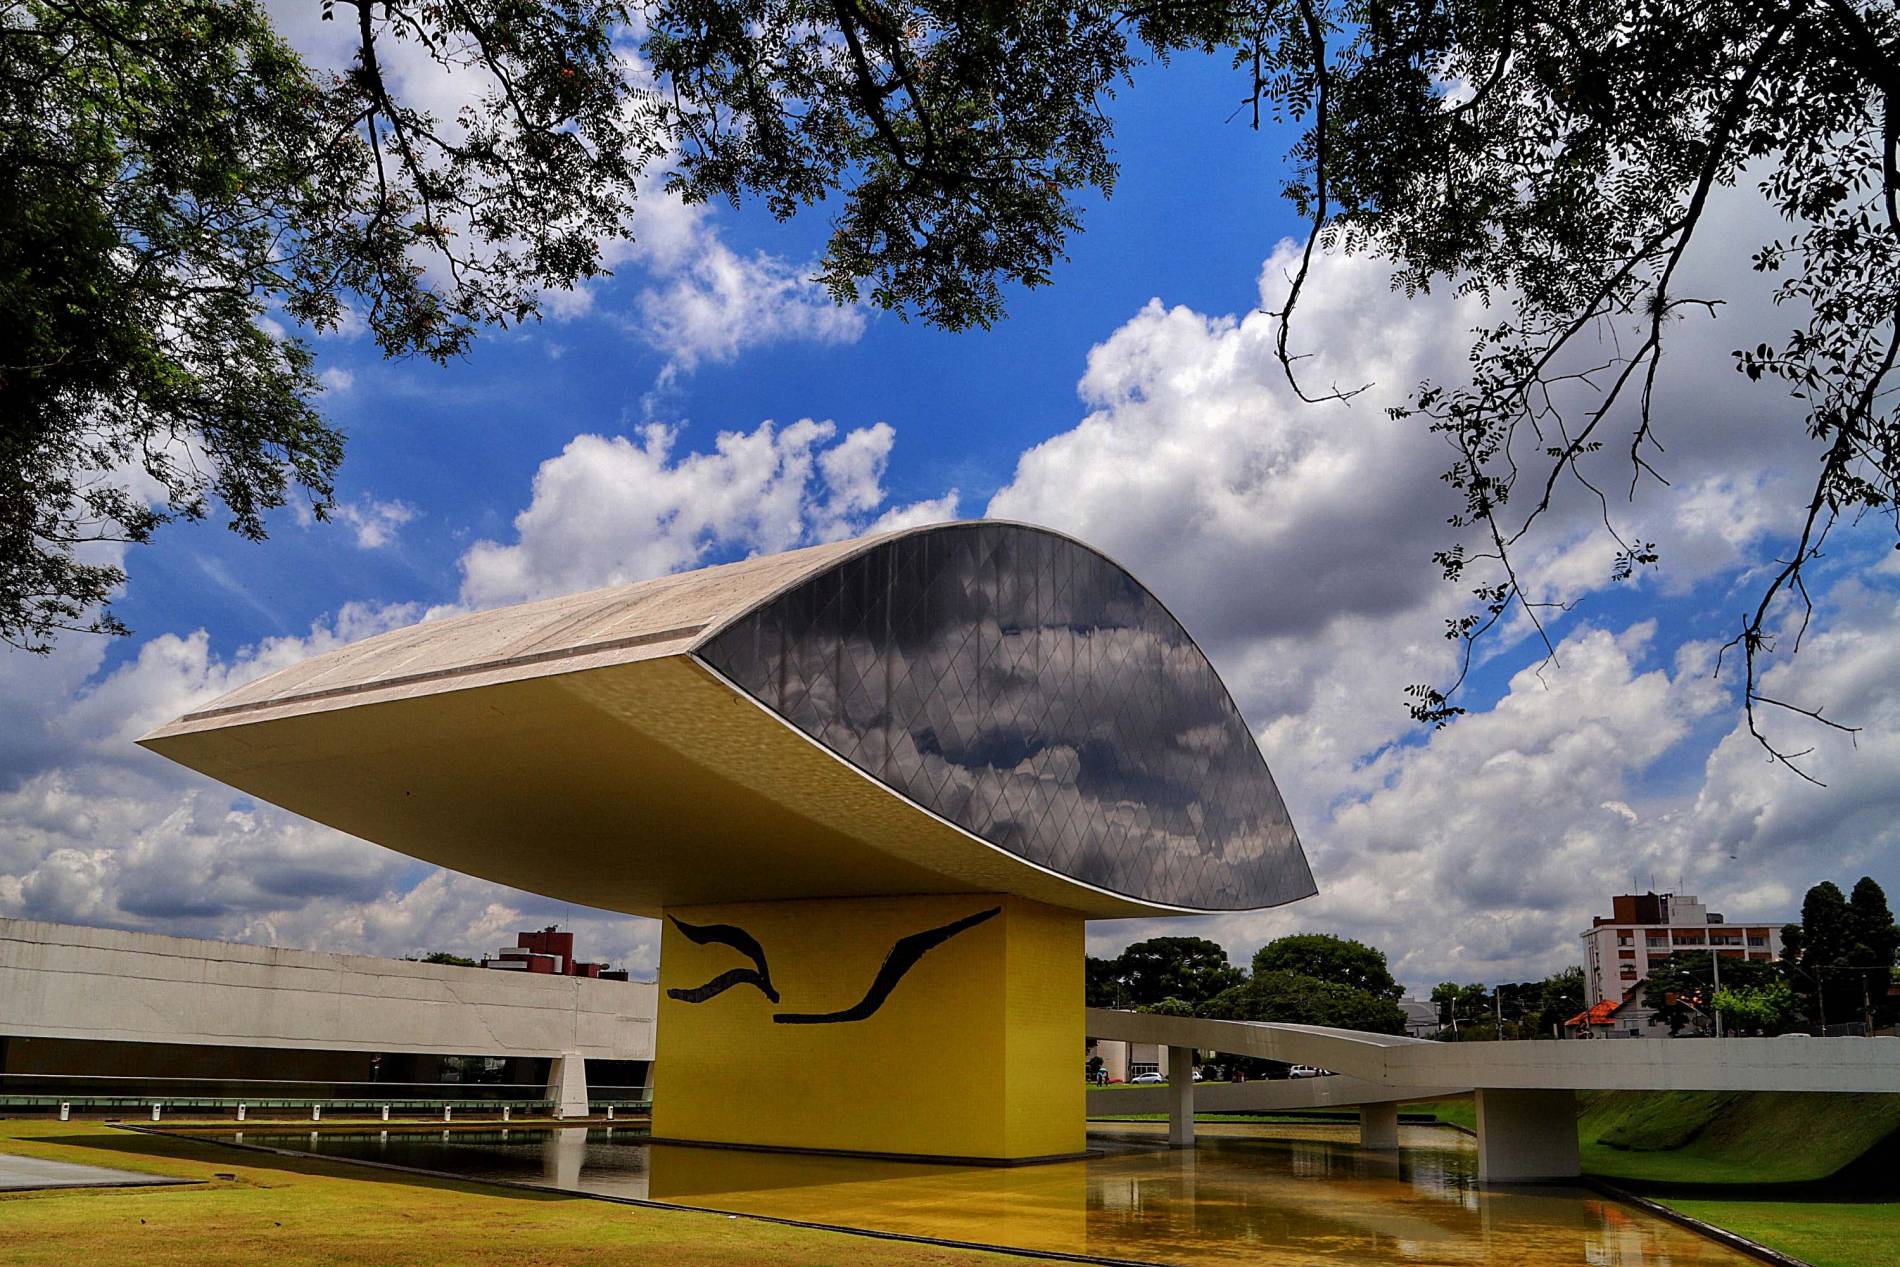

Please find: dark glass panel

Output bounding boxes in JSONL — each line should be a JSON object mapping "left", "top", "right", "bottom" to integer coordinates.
{"left": 696, "top": 523, "right": 1313, "bottom": 911}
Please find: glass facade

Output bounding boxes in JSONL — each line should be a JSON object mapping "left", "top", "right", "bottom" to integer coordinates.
{"left": 696, "top": 523, "right": 1314, "bottom": 911}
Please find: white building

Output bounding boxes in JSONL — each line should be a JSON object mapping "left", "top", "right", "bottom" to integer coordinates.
{"left": 1581, "top": 892, "right": 1783, "bottom": 1012}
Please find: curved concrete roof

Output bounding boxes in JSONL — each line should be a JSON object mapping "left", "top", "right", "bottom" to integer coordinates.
{"left": 162, "top": 530, "right": 905, "bottom": 731}
{"left": 143, "top": 521, "right": 1314, "bottom": 918}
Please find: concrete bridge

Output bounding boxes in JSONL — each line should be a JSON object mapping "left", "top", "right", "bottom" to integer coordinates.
{"left": 1087, "top": 1007, "right": 1900, "bottom": 1181}
{"left": 1, "top": 919, "right": 656, "bottom": 1116}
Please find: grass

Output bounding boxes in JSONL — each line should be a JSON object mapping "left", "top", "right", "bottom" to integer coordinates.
{"left": 1658, "top": 1199, "right": 1900, "bottom": 1267}
{"left": 1576, "top": 1091, "right": 1900, "bottom": 1184}
{"left": 0, "top": 1119, "right": 1019, "bottom": 1267}
{"left": 1379, "top": 1091, "right": 1900, "bottom": 1185}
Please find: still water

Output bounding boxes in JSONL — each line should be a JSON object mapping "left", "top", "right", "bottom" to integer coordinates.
{"left": 221, "top": 1121, "right": 1754, "bottom": 1266}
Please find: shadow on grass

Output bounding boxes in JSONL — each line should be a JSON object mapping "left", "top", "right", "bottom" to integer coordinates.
{"left": 1600, "top": 1125, "right": 1900, "bottom": 1203}
{"left": 45, "top": 1128, "right": 575, "bottom": 1203}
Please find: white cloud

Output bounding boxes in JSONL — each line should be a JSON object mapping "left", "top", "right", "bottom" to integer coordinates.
{"left": 634, "top": 237, "right": 866, "bottom": 375}
{"left": 332, "top": 495, "right": 419, "bottom": 549}
{"left": 999, "top": 227, "right": 1892, "bottom": 990}
{"left": 318, "top": 366, "right": 354, "bottom": 392}
{"left": 0, "top": 607, "right": 659, "bottom": 972}
{"left": 1094, "top": 599, "right": 1900, "bottom": 993}
{"left": 869, "top": 491, "right": 963, "bottom": 535}
{"left": 458, "top": 417, "right": 928, "bottom": 608}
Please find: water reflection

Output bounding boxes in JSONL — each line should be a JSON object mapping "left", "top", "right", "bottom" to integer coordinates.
{"left": 222, "top": 1121, "right": 1755, "bottom": 1266}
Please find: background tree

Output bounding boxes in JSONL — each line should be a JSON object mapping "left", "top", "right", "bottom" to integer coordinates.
{"left": 1785, "top": 876, "right": 1900, "bottom": 1031}
{"left": 1645, "top": 952, "right": 1783, "bottom": 1035}
{"left": 1712, "top": 979, "right": 1798, "bottom": 1035}
{"left": 1430, "top": 981, "right": 1493, "bottom": 1035}
{"left": 1107, "top": 936, "right": 1245, "bottom": 1009}
{"left": 1492, "top": 967, "right": 1585, "bottom": 1038}
{"left": 1846, "top": 876, "right": 1900, "bottom": 1030}
{"left": 1784, "top": 880, "right": 1855, "bottom": 1031}
{"left": 1201, "top": 932, "right": 1409, "bottom": 1035}
{"left": 410, "top": 951, "right": 478, "bottom": 968}
{"left": 1086, "top": 954, "right": 1127, "bottom": 1008}
{"left": 12, "top": 1, "right": 1896, "bottom": 770}
{"left": 1250, "top": 933, "right": 1401, "bottom": 999}
{"left": 1205, "top": 968, "right": 1407, "bottom": 1035}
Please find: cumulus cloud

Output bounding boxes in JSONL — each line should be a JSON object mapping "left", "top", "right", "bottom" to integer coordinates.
{"left": 0, "top": 605, "right": 662, "bottom": 973}
{"left": 1000, "top": 229, "right": 1893, "bottom": 990}
{"left": 634, "top": 238, "right": 866, "bottom": 375}
{"left": 1093, "top": 597, "right": 1900, "bottom": 992}
{"left": 458, "top": 418, "right": 950, "bottom": 608}
{"left": 332, "top": 495, "right": 418, "bottom": 549}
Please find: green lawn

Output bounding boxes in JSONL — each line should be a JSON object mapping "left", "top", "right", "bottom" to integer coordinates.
{"left": 1394, "top": 1090, "right": 1900, "bottom": 1185}
{"left": 0, "top": 1120, "right": 1018, "bottom": 1267}
{"left": 1659, "top": 1199, "right": 1900, "bottom": 1267}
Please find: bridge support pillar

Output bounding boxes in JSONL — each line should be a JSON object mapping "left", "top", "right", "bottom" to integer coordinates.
{"left": 1167, "top": 1046, "right": 1195, "bottom": 1148}
{"left": 1359, "top": 1101, "right": 1399, "bottom": 1149}
{"left": 1475, "top": 1089, "right": 1579, "bottom": 1182}
{"left": 547, "top": 1052, "right": 590, "bottom": 1119}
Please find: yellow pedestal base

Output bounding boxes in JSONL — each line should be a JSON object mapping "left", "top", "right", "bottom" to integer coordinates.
{"left": 653, "top": 893, "right": 1082, "bottom": 1163}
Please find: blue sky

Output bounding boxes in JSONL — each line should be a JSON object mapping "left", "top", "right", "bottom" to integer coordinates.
{"left": 109, "top": 52, "right": 1295, "bottom": 668}
{"left": 6, "top": 33, "right": 1898, "bottom": 997}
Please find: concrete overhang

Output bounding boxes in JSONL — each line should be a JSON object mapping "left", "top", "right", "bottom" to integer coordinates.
{"left": 142, "top": 522, "right": 1315, "bottom": 920}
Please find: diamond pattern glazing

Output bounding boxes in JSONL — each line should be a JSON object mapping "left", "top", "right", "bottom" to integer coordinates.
{"left": 695, "top": 523, "right": 1315, "bottom": 910}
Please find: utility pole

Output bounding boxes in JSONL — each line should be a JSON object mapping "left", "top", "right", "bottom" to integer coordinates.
{"left": 1712, "top": 950, "right": 1724, "bottom": 1039}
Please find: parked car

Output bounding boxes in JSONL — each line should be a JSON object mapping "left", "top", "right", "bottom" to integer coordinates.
{"left": 1288, "top": 1064, "right": 1324, "bottom": 1079}
{"left": 1130, "top": 1072, "right": 1167, "bottom": 1084}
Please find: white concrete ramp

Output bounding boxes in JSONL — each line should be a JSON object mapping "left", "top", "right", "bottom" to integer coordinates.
{"left": 1087, "top": 1007, "right": 1900, "bottom": 1182}
{"left": 1088, "top": 1073, "right": 1459, "bottom": 1117}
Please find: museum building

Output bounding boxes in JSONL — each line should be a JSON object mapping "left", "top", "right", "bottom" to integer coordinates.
{"left": 142, "top": 520, "right": 1316, "bottom": 1162}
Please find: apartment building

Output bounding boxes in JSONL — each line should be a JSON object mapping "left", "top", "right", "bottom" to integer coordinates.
{"left": 1582, "top": 892, "right": 1783, "bottom": 1010}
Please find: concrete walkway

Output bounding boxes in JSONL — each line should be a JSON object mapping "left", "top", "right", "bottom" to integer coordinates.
{"left": 1087, "top": 1007, "right": 1900, "bottom": 1182}
{"left": 0, "top": 1153, "right": 195, "bottom": 1192}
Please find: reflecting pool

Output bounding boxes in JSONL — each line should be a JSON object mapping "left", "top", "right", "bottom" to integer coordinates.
{"left": 220, "top": 1121, "right": 1755, "bottom": 1265}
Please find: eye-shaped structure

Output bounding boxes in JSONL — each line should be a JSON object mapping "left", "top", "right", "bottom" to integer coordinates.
{"left": 142, "top": 520, "right": 1315, "bottom": 918}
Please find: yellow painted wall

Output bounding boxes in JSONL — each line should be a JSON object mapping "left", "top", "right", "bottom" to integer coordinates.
{"left": 653, "top": 893, "right": 1082, "bottom": 1161}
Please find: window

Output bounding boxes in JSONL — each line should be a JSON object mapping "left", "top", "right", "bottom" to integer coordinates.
{"left": 1618, "top": 949, "right": 1636, "bottom": 959}
{"left": 1621, "top": 966, "right": 1638, "bottom": 979}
